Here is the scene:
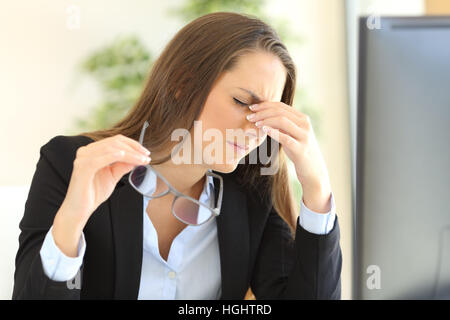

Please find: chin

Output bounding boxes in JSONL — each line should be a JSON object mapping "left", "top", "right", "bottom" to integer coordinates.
{"left": 208, "top": 161, "right": 239, "bottom": 174}
{"left": 204, "top": 145, "right": 255, "bottom": 173}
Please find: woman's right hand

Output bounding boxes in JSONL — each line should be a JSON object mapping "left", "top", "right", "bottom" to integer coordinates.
{"left": 60, "top": 134, "right": 151, "bottom": 227}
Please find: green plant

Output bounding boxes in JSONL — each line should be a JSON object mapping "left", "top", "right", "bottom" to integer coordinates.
{"left": 73, "top": 36, "right": 153, "bottom": 131}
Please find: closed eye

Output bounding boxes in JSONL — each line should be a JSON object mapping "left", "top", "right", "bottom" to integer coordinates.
{"left": 233, "top": 98, "right": 248, "bottom": 107}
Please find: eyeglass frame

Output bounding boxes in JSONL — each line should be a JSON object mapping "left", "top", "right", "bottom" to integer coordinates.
{"left": 128, "top": 120, "right": 224, "bottom": 226}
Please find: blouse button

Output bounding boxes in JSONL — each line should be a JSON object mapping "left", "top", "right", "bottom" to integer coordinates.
{"left": 168, "top": 271, "right": 176, "bottom": 279}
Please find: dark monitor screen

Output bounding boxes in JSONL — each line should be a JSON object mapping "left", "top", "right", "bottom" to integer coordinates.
{"left": 355, "top": 16, "right": 450, "bottom": 299}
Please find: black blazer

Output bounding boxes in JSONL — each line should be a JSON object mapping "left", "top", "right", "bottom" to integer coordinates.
{"left": 12, "top": 135, "right": 342, "bottom": 300}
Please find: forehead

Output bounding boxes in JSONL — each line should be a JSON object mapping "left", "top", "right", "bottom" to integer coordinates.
{"left": 222, "top": 51, "right": 287, "bottom": 102}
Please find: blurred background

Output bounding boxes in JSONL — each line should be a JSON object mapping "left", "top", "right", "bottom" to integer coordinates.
{"left": 1, "top": 0, "right": 449, "bottom": 300}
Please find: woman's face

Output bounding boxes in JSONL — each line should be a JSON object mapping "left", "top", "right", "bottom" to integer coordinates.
{"left": 193, "top": 50, "right": 287, "bottom": 173}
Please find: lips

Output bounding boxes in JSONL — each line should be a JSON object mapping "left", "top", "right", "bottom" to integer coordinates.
{"left": 227, "top": 141, "right": 249, "bottom": 151}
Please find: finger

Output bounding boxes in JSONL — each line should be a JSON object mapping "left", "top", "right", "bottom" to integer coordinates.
{"left": 247, "top": 107, "right": 305, "bottom": 128}
{"left": 84, "top": 136, "right": 149, "bottom": 160}
{"left": 112, "top": 138, "right": 150, "bottom": 159}
{"left": 262, "top": 125, "right": 300, "bottom": 149}
{"left": 254, "top": 116, "right": 307, "bottom": 142}
{"left": 107, "top": 149, "right": 151, "bottom": 167}
{"left": 249, "top": 101, "right": 304, "bottom": 116}
{"left": 80, "top": 149, "right": 150, "bottom": 176}
{"left": 109, "top": 162, "right": 136, "bottom": 183}
{"left": 114, "top": 134, "right": 151, "bottom": 155}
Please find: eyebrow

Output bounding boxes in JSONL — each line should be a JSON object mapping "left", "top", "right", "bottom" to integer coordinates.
{"left": 237, "top": 87, "right": 264, "bottom": 104}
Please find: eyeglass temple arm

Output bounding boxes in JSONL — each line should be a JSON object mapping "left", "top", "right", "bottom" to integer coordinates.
{"left": 139, "top": 121, "right": 149, "bottom": 145}
{"left": 217, "top": 176, "right": 223, "bottom": 212}
{"left": 210, "top": 172, "right": 224, "bottom": 213}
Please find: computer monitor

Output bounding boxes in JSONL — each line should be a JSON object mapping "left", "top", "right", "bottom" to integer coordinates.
{"left": 354, "top": 16, "right": 450, "bottom": 299}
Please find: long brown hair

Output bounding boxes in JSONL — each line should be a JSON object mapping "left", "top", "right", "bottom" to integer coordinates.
{"left": 80, "top": 12, "right": 298, "bottom": 238}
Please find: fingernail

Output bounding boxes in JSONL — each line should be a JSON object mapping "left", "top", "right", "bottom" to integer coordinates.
{"left": 249, "top": 104, "right": 258, "bottom": 111}
{"left": 246, "top": 114, "right": 255, "bottom": 121}
{"left": 141, "top": 147, "right": 151, "bottom": 155}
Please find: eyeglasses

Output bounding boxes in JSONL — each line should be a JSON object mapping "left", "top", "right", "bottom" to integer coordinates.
{"left": 128, "top": 121, "right": 224, "bottom": 226}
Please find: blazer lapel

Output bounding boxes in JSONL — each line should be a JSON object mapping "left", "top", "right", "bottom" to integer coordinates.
{"left": 214, "top": 173, "right": 250, "bottom": 299}
{"left": 109, "top": 173, "right": 143, "bottom": 299}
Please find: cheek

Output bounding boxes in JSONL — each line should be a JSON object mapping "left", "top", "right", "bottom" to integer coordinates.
{"left": 199, "top": 99, "right": 240, "bottom": 134}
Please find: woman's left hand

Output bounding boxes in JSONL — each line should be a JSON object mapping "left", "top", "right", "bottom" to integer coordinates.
{"left": 247, "top": 101, "right": 332, "bottom": 213}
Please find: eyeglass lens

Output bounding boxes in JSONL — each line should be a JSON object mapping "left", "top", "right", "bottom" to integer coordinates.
{"left": 130, "top": 165, "right": 169, "bottom": 197}
{"left": 130, "top": 165, "right": 214, "bottom": 225}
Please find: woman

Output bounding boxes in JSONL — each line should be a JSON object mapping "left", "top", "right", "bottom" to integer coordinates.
{"left": 12, "top": 12, "right": 341, "bottom": 300}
